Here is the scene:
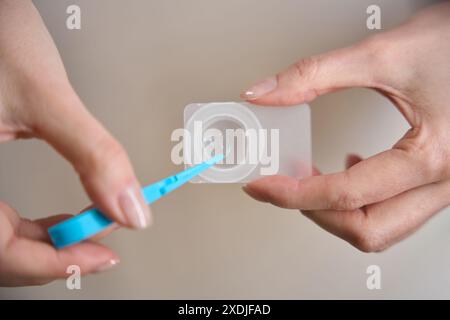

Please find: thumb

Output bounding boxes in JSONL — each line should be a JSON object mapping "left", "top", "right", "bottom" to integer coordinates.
{"left": 241, "top": 39, "right": 383, "bottom": 106}
{"left": 31, "top": 88, "right": 152, "bottom": 230}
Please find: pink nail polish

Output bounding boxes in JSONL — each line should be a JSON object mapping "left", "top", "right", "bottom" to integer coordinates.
{"left": 241, "top": 76, "right": 277, "bottom": 100}
{"left": 118, "top": 186, "right": 152, "bottom": 229}
{"left": 94, "top": 259, "right": 120, "bottom": 273}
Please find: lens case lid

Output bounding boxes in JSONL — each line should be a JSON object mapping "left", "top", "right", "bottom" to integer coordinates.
{"left": 185, "top": 102, "right": 263, "bottom": 183}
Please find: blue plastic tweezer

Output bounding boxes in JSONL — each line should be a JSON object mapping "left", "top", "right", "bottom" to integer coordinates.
{"left": 48, "top": 154, "right": 224, "bottom": 249}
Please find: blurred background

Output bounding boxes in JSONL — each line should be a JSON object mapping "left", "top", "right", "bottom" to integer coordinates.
{"left": 1, "top": 0, "right": 448, "bottom": 299}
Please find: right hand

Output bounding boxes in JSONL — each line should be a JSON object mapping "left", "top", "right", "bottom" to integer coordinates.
{"left": 241, "top": 2, "right": 450, "bottom": 252}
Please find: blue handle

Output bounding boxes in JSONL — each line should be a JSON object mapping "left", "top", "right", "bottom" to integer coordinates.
{"left": 48, "top": 154, "right": 223, "bottom": 249}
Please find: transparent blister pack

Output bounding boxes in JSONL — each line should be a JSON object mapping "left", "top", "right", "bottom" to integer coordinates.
{"left": 183, "top": 102, "right": 311, "bottom": 183}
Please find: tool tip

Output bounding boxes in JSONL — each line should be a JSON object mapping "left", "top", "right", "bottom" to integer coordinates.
{"left": 206, "top": 153, "right": 224, "bottom": 165}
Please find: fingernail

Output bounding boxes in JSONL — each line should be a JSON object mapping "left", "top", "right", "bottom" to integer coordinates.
{"left": 118, "top": 186, "right": 152, "bottom": 229}
{"left": 241, "top": 76, "right": 277, "bottom": 100}
{"left": 94, "top": 258, "right": 120, "bottom": 273}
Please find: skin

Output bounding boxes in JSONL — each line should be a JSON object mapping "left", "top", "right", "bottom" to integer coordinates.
{"left": 0, "top": 0, "right": 152, "bottom": 286}
{"left": 242, "top": 2, "right": 450, "bottom": 252}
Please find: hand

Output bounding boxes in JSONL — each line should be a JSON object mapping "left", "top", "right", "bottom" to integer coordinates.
{"left": 0, "top": 0, "right": 151, "bottom": 286}
{"left": 241, "top": 3, "right": 450, "bottom": 252}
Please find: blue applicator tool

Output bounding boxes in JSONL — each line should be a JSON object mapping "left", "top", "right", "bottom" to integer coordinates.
{"left": 48, "top": 154, "right": 224, "bottom": 249}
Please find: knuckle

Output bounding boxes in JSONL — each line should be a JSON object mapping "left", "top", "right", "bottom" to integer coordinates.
{"left": 97, "top": 138, "right": 128, "bottom": 164}
{"left": 279, "top": 56, "right": 320, "bottom": 104}
{"left": 426, "top": 141, "right": 450, "bottom": 179}
{"left": 349, "top": 227, "right": 386, "bottom": 253}
{"left": 423, "top": 150, "right": 447, "bottom": 180}
{"left": 359, "top": 33, "right": 396, "bottom": 84}
{"left": 293, "top": 56, "right": 319, "bottom": 81}
{"left": 78, "top": 136, "right": 130, "bottom": 177}
{"left": 329, "top": 187, "right": 364, "bottom": 211}
{"left": 395, "top": 133, "right": 448, "bottom": 180}
{"left": 334, "top": 191, "right": 361, "bottom": 210}
{"left": 363, "top": 33, "right": 389, "bottom": 55}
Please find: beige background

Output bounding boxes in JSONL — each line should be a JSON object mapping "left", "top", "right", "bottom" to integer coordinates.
{"left": 1, "top": 0, "right": 448, "bottom": 299}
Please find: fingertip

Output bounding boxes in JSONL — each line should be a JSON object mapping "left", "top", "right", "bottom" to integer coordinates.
{"left": 79, "top": 153, "right": 152, "bottom": 230}
{"left": 117, "top": 184, "right": 152, "bottom": 229}
{"left": 247, "top": 175, "right": 298, "bottom": 189}
{"left": 240, "top": 76, "right": 278, "bottom": 101}
{"left": 244, "top": 176, "right": 300, "bottom": 208}
{"left": 242, "top": 184, "right": 269, "bottom": 203}
{"left": 58, "top": 242, "right": 120, "bottom": 275}
{"left": 92, "top": 257, "right": 120, "bottom": 274}
{"left": 242, "top": 89, "right": 312, "bottom": 107}
{"left": 240, "top": 64, "right": 316, "bottom": 106}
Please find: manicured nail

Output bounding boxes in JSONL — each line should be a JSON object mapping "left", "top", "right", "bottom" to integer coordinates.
{"left": 94, "top": 259, "right": 120, "bottom": 273}
{"left": 118, "top": 186, "right": 152, "bottom": 229}
{"left": 241, "top": 76, "right": 277, "bottom": 100}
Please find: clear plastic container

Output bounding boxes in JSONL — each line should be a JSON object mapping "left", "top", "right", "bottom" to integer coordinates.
{"left": 183, "top": 102, "right": 311, "bottom": 183}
